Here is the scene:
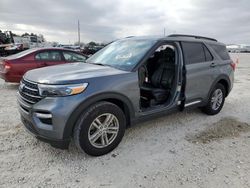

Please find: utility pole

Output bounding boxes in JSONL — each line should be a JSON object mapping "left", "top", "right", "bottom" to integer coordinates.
{"left": 78, "top": 20, "right": 80, "bottom": 46}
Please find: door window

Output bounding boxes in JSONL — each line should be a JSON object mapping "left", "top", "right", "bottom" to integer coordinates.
{"left": 62, "top": 51, "right": 86, "bottom": 62}
{"left": 182, "top": 42, "right": 206, "bottom": 64}
{"left": 35, "top": 51, "right": 62, "bottom": 61}
{"left": 50, "top": 51, "right": 62, "bottom": 61}
{"left": 35, "top": 51, "right": 49, "bottom": 60}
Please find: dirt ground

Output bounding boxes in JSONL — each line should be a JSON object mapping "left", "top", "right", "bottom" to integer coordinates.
{"left": 0, "top": 53, "right": 249, "bottom": 188}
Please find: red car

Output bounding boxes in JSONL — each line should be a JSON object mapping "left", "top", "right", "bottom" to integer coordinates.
{"left": 0, "top": 48, "right": 87, "bottom": 83}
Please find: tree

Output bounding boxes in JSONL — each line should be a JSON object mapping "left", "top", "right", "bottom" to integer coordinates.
{"left": 88, "top": 41, "right": 97, "bottom": 46}
{"left": 38, "top": 34, "right": 45, "bottom": 42}
{"left": 11, "top": 32, "right": 18, "bottom": 36}
{"left": 21, "top": 33, "right": 29, "bottom": 37}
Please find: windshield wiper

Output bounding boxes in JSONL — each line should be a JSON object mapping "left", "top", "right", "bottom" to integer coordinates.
{"left": 86, "top": 61, "right": 115, "bottom": 68}
{"left": 94, "top": 63, "right": 106, "bottom": 66}
{"left": 86, "top": 61, "right": 105, "bottom": 66}
{"left": 92, "top": 62, "right": 114, "bottom": 68}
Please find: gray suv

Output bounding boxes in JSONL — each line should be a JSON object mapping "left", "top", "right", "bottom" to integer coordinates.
{"left": 17, "top": 35, "right": 235, "bottom": 156}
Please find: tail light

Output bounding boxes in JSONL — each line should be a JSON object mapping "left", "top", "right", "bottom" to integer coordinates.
{"left": 230, "top": 62, "right": 236, "bottom": 71}
{"left": 230, "top": 58, "right": 239, "bottom": 71}
{"left": 5, "top": 62, "right": 11, "bottom": 70}
{"left": 0, "top": 60, "right": 11, "bottom": 72}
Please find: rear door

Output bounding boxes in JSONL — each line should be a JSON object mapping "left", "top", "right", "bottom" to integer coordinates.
{"left": 35, "top": 50, "right": 65, "bottom": 68}
{"left": 181, "top": 42, "right": 218, "bottom": 106}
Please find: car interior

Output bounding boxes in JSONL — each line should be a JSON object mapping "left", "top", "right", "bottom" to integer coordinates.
{"left": 139, "top": 44, "right": 176, "bottom": 110}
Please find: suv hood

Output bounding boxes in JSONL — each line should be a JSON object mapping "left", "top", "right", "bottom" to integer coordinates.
{"left": 24, "top": 62, "right": 128, "bottom": 84}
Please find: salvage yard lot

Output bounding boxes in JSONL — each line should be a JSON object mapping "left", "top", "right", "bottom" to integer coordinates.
{"left": 0, "top": 54, "right": 249, "bottom": 188}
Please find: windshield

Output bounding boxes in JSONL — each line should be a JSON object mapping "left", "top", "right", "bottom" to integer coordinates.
{"left": 86, "top": 39, "right": 156, "bottom": 71}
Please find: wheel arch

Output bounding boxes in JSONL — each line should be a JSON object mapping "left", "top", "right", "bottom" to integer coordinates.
{"left": 63, "top": 92, "right": 135, "bottom": 139}
{"left": 207, "top": 75, "right": 231, "bottom": 101}
{"left": 217, "top": 79, "right": 229, "bottom": 97}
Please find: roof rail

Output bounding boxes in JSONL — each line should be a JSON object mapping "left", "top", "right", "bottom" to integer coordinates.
{"left": 125, "top": 36, "right": 135, "bottom": 38}
{"left": 168, "top": 34, "right": 217, "bottom": 42}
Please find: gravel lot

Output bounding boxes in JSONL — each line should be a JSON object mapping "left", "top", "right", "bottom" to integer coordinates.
{"left": 0, "top": 53, "right": 249, "bottom": 188}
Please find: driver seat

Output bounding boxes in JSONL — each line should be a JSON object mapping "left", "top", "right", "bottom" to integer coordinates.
{"left": 141, "top": 47, "right": 175, "bottom": 104}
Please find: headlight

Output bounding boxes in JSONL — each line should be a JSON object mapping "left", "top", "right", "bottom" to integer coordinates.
{"left": 38, "top": 83, "right": 88, "bottom": 97}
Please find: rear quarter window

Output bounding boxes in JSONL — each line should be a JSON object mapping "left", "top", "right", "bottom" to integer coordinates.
{"left": 210, "top": 44, "right": 230, "bottom": 60}
{"left": 203, "top": 45, "right": 213, "bottom": 61}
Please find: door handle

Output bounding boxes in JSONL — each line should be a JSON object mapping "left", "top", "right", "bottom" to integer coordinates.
{"left": 210, "top": 62, "right": 217, "bottom": 67}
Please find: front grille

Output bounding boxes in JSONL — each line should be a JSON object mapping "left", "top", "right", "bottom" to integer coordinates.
{"left": 18, "top": 79, "right": 43, "bottom": 104}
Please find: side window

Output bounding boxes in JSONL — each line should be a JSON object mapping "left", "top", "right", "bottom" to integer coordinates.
{"left": 35, "top": 51, "right": 49, "bottom": 60}
{"left": 210, "top": 44, "right": 230, "bottom": 60}
{"left": 50, "top": 51, "right": 62, "bottom": 61}
{"left": 203, "top": 45, "right": 213, "bottom": 61}
{"left": 182, "top": 42, "right": 205, "bottom": 64}
{"left": 35, "top": 51, "right": 62, "bottom": 61}
{"left": 63, "top": 51, "right": 86, "bottom": 62}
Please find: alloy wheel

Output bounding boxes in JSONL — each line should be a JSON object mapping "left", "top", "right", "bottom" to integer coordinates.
{"left": 211, "top": 89, "right": 223, "bottom": 110}
{"left": 88, "top": 113, "right": 119, "bottom": 148}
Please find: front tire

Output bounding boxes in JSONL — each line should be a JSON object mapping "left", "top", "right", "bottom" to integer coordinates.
{"left": 201, "top": 83, "right": 226, "bottom": 115}
{"left": 73, "top": 101, "right": 126, "bottom": 156}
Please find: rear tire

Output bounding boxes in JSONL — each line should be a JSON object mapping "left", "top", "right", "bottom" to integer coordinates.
{"left": 201, "top": 83, "right": 226, "bottom": 115}
{"left": 73, "top": 101, "right": 126, "bottom": 156}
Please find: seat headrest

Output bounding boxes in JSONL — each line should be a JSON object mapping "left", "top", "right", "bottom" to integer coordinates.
{"left": 164, "top": 47, "right": 175, "bottom": 57}
{"left": 158, "top": 47, "right": 175, "bottom": 63}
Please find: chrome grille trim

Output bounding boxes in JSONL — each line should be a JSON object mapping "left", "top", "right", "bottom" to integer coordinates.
{"left": 22, "top": 85, "right": 38, "bottom": 92}
{"left": 17, "top": 95, "right": 32, "bottom": 108}
{"left": 21, "top": 91, "right": 42, "bottom": 99}
{"left": 19, "top": 104, "right": 29, "bottom": 114}
{"left": 17, "top": 91, "right": 36, "bottom": 104}
{"left": 18, "top": 79, "right": 43, "bottom": 105}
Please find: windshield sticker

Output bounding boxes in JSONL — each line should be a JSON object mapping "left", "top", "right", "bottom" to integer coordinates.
{"left": 115, "top": 53, "right": 132, "bottom": 59}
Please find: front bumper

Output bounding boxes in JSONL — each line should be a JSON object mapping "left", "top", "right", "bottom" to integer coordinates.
{"left": 17, "top": 92, "right": 84, "bottom": 149}
{"left": 21, "top": 116, "right": 70, "bottom": 149}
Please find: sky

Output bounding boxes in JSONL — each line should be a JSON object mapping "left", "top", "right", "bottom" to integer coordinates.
{"left": 0, "top": 0, "right": 249, "bottom": 44}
